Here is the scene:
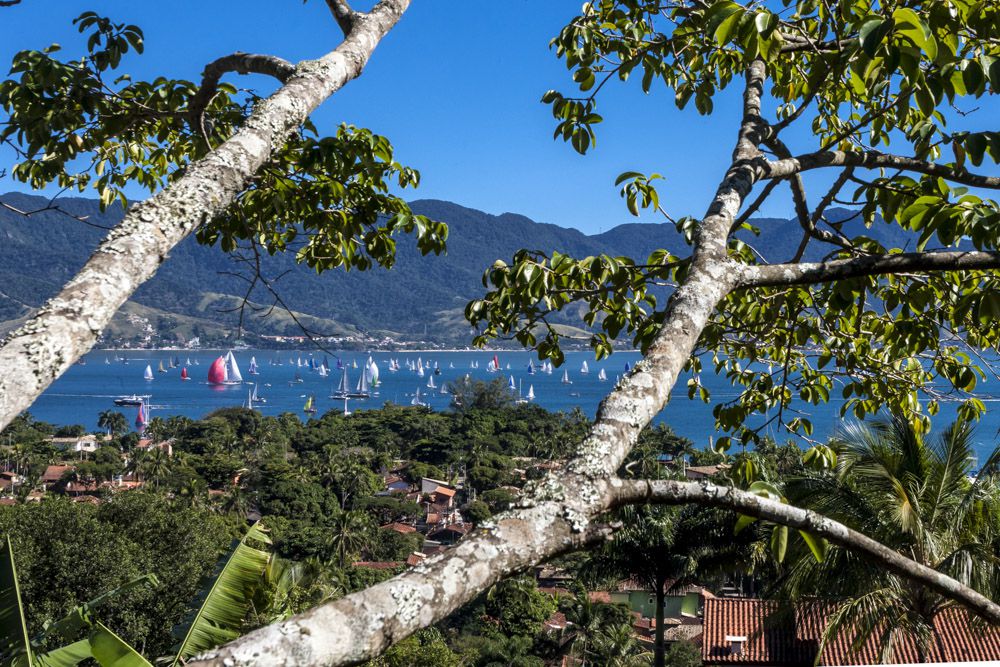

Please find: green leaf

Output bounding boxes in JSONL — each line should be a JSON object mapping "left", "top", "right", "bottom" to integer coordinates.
{"left": 33, "top": 639, "right": 92, "bottom": 667}
{"left": 798, "top": 530, "right": 828, "bottom": 562}
{"left": 892, "top": 8, "right": 937, "bottom": 60}
{"left": 859, "top": 18, "right": 892, "bottom": 58}
{"left": 0, "top": 536, "right": 33, "bottom": 667}
{"left": 171, "top": 523, "right": 272, "bottom": 664}
{"left": 89, "top": 623, "right": 152, "bottom": 667}
{"left": 733, "top": 514, "right": 757, "bottom": 534}
{"left": 771, "top": 525, "right": 789, "bottom": 563}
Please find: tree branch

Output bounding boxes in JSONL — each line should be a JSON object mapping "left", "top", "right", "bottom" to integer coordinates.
{"left": 183, "top": 58, "right": 773, "bottom": 667}
{"left": 187, "top": 52, "right": 296, "bottom": 137}
{"left": 764, "top": 150, "right": 1000, "bottom": 190}
{"left": 326, "top": 0, "right": 359, "bottom": 35}
{"left": 741, "top": 249, "right": 1000, "bottom": 288}
{"left": 0, "top": 0, "right": 411, "bottom": 429}
{"left": 612, "top": 478, "right": 1000, "bottom": 625}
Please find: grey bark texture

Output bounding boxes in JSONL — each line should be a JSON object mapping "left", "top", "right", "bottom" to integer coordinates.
{"left": 0, "top": 0, "right": 411, "bottom": 429}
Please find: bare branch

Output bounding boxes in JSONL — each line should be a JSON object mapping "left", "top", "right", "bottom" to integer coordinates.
{"left": 742, "top": 249, "right": 1000, "bottom": 288}
{"left": 613, "top": 479, "right": 1000, "bottom": 625}
{"left": 0, "top": 0, "right": 412, "bottom": 429}
{"left": 187, "top": 52, "right": 296, "bottom": 137}
{"left": 326, "top": 0, "right": 359, "bottom": 35}
{"left": 764, "top": 150, "right": 1000, "bottom": 190}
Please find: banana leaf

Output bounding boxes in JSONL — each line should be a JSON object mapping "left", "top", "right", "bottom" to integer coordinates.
{"left": 41, "top": 575, "right": 160, "bottom": 644}
{"left": 32, "top": 640, "right": 90, "bottom": 667}
{"left": 171, "top": 523, "right": 271, "bottom": 665}
{"left": 0, "top": 536, "right": 33, "bottom": 667}
{"left": 88, "top": 623, "right": 152, "bottom": 667}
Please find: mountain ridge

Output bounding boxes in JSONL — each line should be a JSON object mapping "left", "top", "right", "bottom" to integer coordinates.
{"left": 0, "top": 192, "right": 891, "bottom": 347}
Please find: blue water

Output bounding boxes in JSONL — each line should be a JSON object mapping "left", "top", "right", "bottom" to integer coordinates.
{"left": 25, "top": 349, "right": 1000, "bottom": 459}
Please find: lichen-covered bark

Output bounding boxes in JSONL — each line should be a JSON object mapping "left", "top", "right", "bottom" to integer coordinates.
{"left": 0, "top": 0, "right": 410, "bottom": 429}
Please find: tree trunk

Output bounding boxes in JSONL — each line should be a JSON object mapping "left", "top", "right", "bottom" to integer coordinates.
{"left": 654, "top": 578, "right": 666, "bottom": 667}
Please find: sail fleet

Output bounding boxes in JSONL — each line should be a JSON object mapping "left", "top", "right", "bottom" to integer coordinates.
{"left": 112, "top": 349, "right": 629, "bottom": 422}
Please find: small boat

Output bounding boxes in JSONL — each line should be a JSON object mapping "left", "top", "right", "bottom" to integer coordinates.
{"left": 180, "top": 367, "right": 190, "bottom": 381}
{"left": 488, "top": 355, "right": 500, "bottom": 373}
{"left": 526, "top": 384, "right": 535, "bottom": 401}
{"left": 248, "top": 357, "right": 259, "bottom": 375}
{"left": 449, "top": 362, "right": 454, "bottom": 369}
{"left": 144, "top": 365, "right": 154, "bottom": 381}
{"left": 427, "top": 376, "right": 437, "bottom": 389}
{"left": 624, "top": 362, "right": 631, "bottom": 372}
{"left": 410, "top": 387, "right": 427, "bottom": 407}
{"left": 439, "top": 384, "right": 448, "bottom": 395}
{"left": 158, "top": 360, "right": 167, "bottom": 373}
{"left": 252, "top": 383, "right": 266, "bottom": 404}
{"left": 292, "top": 372, "right": 303, "bottom": 384}
{"left": 352, "top": 359, "right": 358, "bottom": 369}
{"left": 527, "top": 361, "right": 535, "bottom": 375}
{"left": 505, "top": 363, "right": 511, "bottom": 370}
{"left": 508, "top": 375, "right": 516, "bottom": 391}
{"left": 104, "top": 357, "right": 111, "bottom": 365}
{"left": 135, "top": 401, "right": 147, "bottom": 431}
{"left": 417, "top": 364, "right": 425, "bottom": 378}
{"left": 562, "top": 369, "right": 572, "bottom": 385}
{"left": 303, "top": 395, "right": 317, "bottom": 414}
{"left": 114, "top": 394, "right": 147, "bottom": 407}
{"left": 186, "top": 357, "right": 192, "bottom": 366}
{"left": 580, "top": 360, "right": 589, "bottom": 374}
{"left": 598, "top": 368, "right": 607, "bottom": 381}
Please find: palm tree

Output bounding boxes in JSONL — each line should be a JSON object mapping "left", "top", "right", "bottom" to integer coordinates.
{"left": 782, "top": 415, "right": 1000, "bottom": 663}
{"left": 97, "top": 410, "right": 128, "bottom": 438}
{"left": 587, "top": 622, "right": 652, "bottom": 666}
{"left": 327, "top": 510, "right": 374, "bottom": 568}
{"left": 137, "top": 446, "right": 171, "bottom": 489}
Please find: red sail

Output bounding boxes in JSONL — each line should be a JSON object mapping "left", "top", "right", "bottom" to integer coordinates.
{"left": 207, "top": 356, "right": 226, "bottom": 384}
{"left": 180, "top": 367, "right": 189, "bottom": 380}
{"left": 135, "top": 403, "right": 146, "bottom": 429}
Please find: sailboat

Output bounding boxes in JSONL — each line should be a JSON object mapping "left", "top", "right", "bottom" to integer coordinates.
{"left": 439, "top": 383, "right": 448, "bottom": 395}
{"left": 185, "top": 357, "right": 192, "bottom": 366}
{"left": 303, "top": 395, "right": 317, "bottom": 414}
{"left": 207, "top": 351, "right": 244, "bottom": 385}
{"left": 580, "top": 360, "right": 589, "bottom": 374}
{"left": 245, "top": 388, "right": 255, "bottom": 411}
{"left": 366, "top": 357, "right": 380, "bottom": 396}
{"left": 624, "top": 362, "right": 631, "bottom": 372}
{"left": 318, "top": 365, "right": 329, "bottom": 378}
{"left": 508, "top": 375, "right": 517, "bottom": 391}
{"left": 527, "top": 361, "right": 535, "bottom": 375}
{"left": 487, "top": 355, "right": 500, "bottom": 373}
{"left": 427, "top": 375, "right": 437, "bottom": 389}
{"left": 252, "top": 383, "right": 266, "bottom": 404}
{"left": 352, "top": 359, "right": 358, "bottom": 369}
{"left": 104, "top": 357, "right": 111, "bottom": 365}
{"left": 410, "top": 387, "right": 427, "bottom": 407}
{"left": 290, "top": 372, "right": 303, "bottom": 385}
{"left": 144, "top": 364, "right": 154, "bottom": 381}
{"left": 598, "top": 368, "right": 607, "bottom": 381}
{"left": 135, "top": 401, "right": 147, "bottom": 432}
{"left": 351, "top": 365, "right": 371, "bottom": 399}
{"left": 417, "top": 364, "right": 425, "bottom": 378}
{"left": 561, "top": 369, "right": 572, "bottom": 385}
{"left": 180, "top": 367, "right": 190, "bottom": 381}
{"left": 331, "top": 367, "right": 352, "bottom": 399}
{"left": 248, "top": 357, "right": 259, "bottom": 375}
{"left": 526, "top": 384, "right": 535, "bottom": 401}
{"left": 158, "top": 360, "right": 167, "bottom": 373}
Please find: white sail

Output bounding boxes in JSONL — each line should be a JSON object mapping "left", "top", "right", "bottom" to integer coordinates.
{"left": 427, "top": 376, "right": 436, "bottom": 389}
{"left": 581, "top": 360, "right": 589, "bottom": 374}
{"left": 366, "top": 356, "right": 380, "bottom": 385}
{"left": 356, "top": 367, "right": 369, "bottom": 393}
{"left": 417, "top": 364, "right": 425, "bottom": 378}
{"left": 527, "top": 384, "right": 535, "bottom": 400}
{"left": 562, "top": 369, "right": 572, "bottom": 384}
{"left": 410, "top": 387, "right": 426, "bottom": 406}
{"left": 143, "top": 364, "right": 154, "bottom": 381}
{"left": 598, "top": 368, "right": 607, "bottom": 381}
{"left": 508, "top": 375, "right": 516, "bottom": 390}
{"left": 225, "top": 351, "right": 244, "bottom": 382}
{"left": 248, "top": 356, "right": 259, "bottom": 375}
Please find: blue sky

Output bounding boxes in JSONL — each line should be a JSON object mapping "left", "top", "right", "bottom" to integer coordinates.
{"left": 1, "top": 1, "right": 997, "bottom": 235}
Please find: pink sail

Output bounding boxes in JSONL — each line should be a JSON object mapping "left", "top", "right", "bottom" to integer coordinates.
{"left": 135, "top": 402, "right": 146, "bottom": 430}
{"left": 207, "top": 356, "right": 227, "bottom": 384}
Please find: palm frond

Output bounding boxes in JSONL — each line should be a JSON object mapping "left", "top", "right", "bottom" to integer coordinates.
{"left": 0, "top": 536, "right": 32, "bottom": 667}
{"left": 171, "top": 522, "right": 272, "bottom": 665}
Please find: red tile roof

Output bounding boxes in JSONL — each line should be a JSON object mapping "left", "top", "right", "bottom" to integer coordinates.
{"left": 382, "top": 522, "right": 417, "bottom": 534}
{"left": 434, "top": 485, "right": 456, "bottom": 497}
{"left": 351, "top": 561, "right": 403, "bottom": 570}
{"left": 405, "top": 552, "right": 427, "bottom": 567}
{"left": 703, "top": 598, "right": 1000, "bottom": 665}
{"left": 588, "top": 591, "right": 612, "bottom": 604}
{"left": 41, "top": 465, "right": 74, "bottom": 484}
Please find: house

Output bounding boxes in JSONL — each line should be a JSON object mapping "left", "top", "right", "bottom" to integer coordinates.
{"left": 405, "top": 552, "right": 427, "bottom": 567}
{"left": 702, "top": 597, "right": 1000, "bottom": 665}
{"left": 40, "top": 465, "right": 74, "bottom": 487}
{"left": 686, "top": 464, "right": 728, "bottom": 480}
{"left": 135, "top": 438, "right": 173, "bottom": 456}
{"left": 604, "top": 579, "right": 706, "bottom": 621}
{"left": 382, "top": 522, "right": 417, "bottom": 534}
{"left": 426, "top": 522, "right": 471, "bottom": 545}
{"left": 381, "top": 474, "right": 411, "bottom": 495}
{"left": 49, "top": 434, "right": 108, "bottom": 456}
{"left": 420, "top": 477, "right": 455, "bottom": 496}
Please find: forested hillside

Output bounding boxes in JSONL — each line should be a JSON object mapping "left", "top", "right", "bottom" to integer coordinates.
{"left": 1, "top": 192, "right": 900, "bottom": 345}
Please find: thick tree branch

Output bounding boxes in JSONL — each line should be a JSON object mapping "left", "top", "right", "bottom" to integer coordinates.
{"left": 764, "top": 150, "right": 1000, "bottom": 190}
{"left": 0, "top": 0, "right": 411, "bottom": 429}
{"left": 613, "top": 479, "right": 1000, "bottom": 625}
{"left": 187, "top": 52, "right": 296, "bottom": 136}
{"left": 741, "top": 249, "right": 1000, "bottom": 288}
{"left": 326, "top": 0, "right": 359, "bottom": 35}
{"left": 184, "top": 59, "right": 772, "bottom": 667}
